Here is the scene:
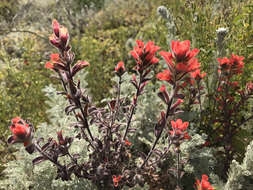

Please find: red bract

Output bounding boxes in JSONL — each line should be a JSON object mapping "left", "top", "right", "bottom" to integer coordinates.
{"left": 51, "top": 53, "right": 60, "bottom": 62}
{"left": 59, "top": 27, "right": 69, "bottom": 47}
{"left": 72, "top": 60, "right": 90, "bottom": 76}
{"left": 157, "top": 40, "right": 200, "bottom": 85}
{"left": 52, "top": 19, "right": 60, "bottom": 37}
{"left": 124, "top": 139, "right": 132, "bottom": 146}
{"left": 195, "top": 174, "right": 214, "bottom": 190}
{"left": 191, "top": 69, "right": 207, "bottom": 81}
{"left": 8, "top": 117, "right": 32, "bottom": 147}
{"left": 45, "top": 53, "right": 66, "bottom": 71}
{"left": 158, "top": 85, "right": 170, "bottom": 104}
{"left": 130, "top": 40, "right": 160, "bottom": 72}
{"left": 170, "top": 98, "right": 184, "bottom": 111}
{"left": 230, "top": 54, "right": 244, "bottom": 73}
{"left": 115, "top": 61, "right": 126, "bottom": 76}
{"left": 171, "top": 40, "right": 199, "bottom": 62}
{"left": 49, "top": 19, "right": 70, "bottom": 50}
{"left": 170, "top": 119, "right": 190, "bottom": 139}
{"left": 156, "top": 70, "right": 173, "bottom": 84}
{"left": 45, "top": 62, "right": 54, "bottom": 69}
{"left": 217, "top": 54, "right": 244, "bottom": 75}
{"left": 112, "top": 175, "right": 122, "bottom": 187}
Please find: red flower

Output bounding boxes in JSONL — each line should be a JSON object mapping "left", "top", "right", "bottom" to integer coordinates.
{"left": 124, "top": 139, "right": 132, "bottom": 146}
{"left": 130, "top": 40, "right": 160, "bottom": 72}
{"left": 217, "top": 54, "right": 244, "bottom": 75}
{"left": 157, "top": 40, "right": 200, "bottom": 85}
{"left": 160, "top": 84, "right": 166, "bottom": 92}
{"left": 51, "top": 53, "right": 60, "bottom": 62}
{"left": 8, "top": 117, "right": 32, "bottom": 147}
{"left": 195, "top": 174, "right": 214, "bottom": 190}
{"left": 230, "top": 54, "right": 244, "bottom": 73}
{"left": 191, "top": 69, "right": 207, "bottom": 80}
{"left": 112, "top": 175, "right": 122, "bottom": 187}
{"left": 156, "top": 70, "right": 173, "bottom": 84}
{"left": 170, "top": 119, "right": 190, "bottom": 139}
{"left": 45, "top": 62, "right": 54, "bottom": 69}
{"left": 115, "top": 61, "right": 126, "bottom": 76}
{"left": 45, "top": 53, "right": 66, "bottom": 71}
{"left": 171, "top": 40, "right": 199, "bottom": 62}
{"left": 49, "top": 19, "right": 69, "bottom": 50}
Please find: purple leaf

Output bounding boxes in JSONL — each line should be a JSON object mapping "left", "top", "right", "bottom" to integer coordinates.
{"left": 32, "top": 156, "right": 47, "bottom": 165}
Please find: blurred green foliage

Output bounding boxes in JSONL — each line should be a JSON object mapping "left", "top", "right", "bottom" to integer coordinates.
{"left": 0, "top": 35, "right": 52, "bottom": 177}
{"left": 72, "top": 0, "right": 252, "bottom": 102}
{"left": 0, "top": 0, "right": 19, "bottom": 23}
{"left": 74, "top": 0, "right": 105, "bottom": 9}
{"left": 73, "top": 0, "right": 155, "bottom": 102}
{"left": 0, "top": 35, "right": 51, "bottom": 131}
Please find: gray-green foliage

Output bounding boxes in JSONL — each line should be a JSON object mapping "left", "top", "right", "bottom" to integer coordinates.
{"left": 0, "top": 84, "right": 95, "bottom": 190}
{"left": 157, "top": 5, "right": 177, "bottom": 43}
{"left": 181, "top": 133, "right": 216, "bottom": 178}
{"left": 224, "top": 140, "right": 253, "bottom": 190}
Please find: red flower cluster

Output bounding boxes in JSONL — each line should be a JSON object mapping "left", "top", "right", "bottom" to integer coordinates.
{"left": 50, "top": 19, "right": 70, "bottom": 50}
{"left": 157, "top": 40, "right": 200, "bottom": 85}
{"left": 130, "top": 40, "right": 160, "bottom": 72}
{"left": 8, "top": 117, "right": 32, "bottom": 147}
{"left": 45, "top": 19, "right": 89, "bottom": 75}
{"left": 215, "top": 54, "right": 246, "bottom": 111}
{"left": 195, "top": 174, "right": 214, "bottom": 190}
{"left": 217, "top": 54, "right": 244, "bottom": 76}
{"left": 112, "top": 175, "right": 122, "bottom": 187}
{"left": 45, "top": 53, "right": 65, "bottom": 70}
{"left": 170, "top": 119, "right": 190, "bottom": 140}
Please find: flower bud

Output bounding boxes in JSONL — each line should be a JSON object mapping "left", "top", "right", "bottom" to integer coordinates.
{"left": 171, "top": 98, "right": 184, "bottom": 111}
{"left": 52, "top": 19, "right": 60, "bottom": 37}
{"left": 59, "top": 27, "right": 69, "bottom": 48}
{"left": 57, "top": 130, "right": 66, "bottom": 145}
{"left": 49, "top": 34, "right": 61, "bottom": 48}
{"left": 158, "top": 85, "right": 170, "bottom": 104}
{"left": 71, "top": 61, "right": 90, "bottom": 77}
{"left": 115, "top": 61, "right": 125, "bottom": 76}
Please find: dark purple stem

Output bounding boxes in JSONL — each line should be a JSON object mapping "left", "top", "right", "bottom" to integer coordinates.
{"left": 140, "top": 84, "right": 176, "bottom": 168}
{"left": 123, "top": 75, "right": 143, "bottom": 140}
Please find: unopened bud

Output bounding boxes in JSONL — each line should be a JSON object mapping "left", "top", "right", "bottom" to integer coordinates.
{"left": 59, "top": 27, "right": 69, "bottom": 48}
{"left": 72, "top": 61, "right": 90, "bottom": 76}
{"left": 52, "top": 19, "right": 60, "bottom": 37}
{"left": 49, "top": 34, "right": 61, "bottom": 48}
{"left": 115, "top": 61, "right": 126, "bottom": 76}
